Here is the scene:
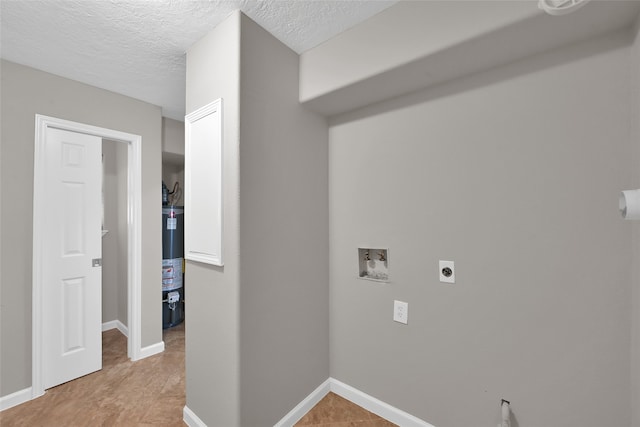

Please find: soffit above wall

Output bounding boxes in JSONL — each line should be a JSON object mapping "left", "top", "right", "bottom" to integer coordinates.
{"left": 300, "top": 0, "right": 640, "bottom": 117}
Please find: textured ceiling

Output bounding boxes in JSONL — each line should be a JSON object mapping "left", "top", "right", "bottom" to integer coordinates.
{"left": 0, "top": 0, "right": 398, "bottom": 120}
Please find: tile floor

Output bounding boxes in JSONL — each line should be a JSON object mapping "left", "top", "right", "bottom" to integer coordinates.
{"left": 0, "top": 322, "right": 395, "bottom": 426}
{"left": 295, "top": 392, "right": 398, "bottom": 427}
{"left": 0, "top": 323, "right": 185, "bottom": 426}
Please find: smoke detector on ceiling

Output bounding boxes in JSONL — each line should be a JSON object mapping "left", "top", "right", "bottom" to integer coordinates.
{"left": 538, "top": 0, "right": 591, "bottom": 15}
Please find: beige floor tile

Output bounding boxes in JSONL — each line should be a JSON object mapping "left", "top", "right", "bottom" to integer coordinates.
{"left": 295, "top": 392, "right": 398, "bottom": 427}
{"left": 2, "top": 322, "right": 396, "bottom": 427}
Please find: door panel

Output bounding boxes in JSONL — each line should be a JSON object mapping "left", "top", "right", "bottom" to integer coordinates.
{"left": 62, "top": 277, "right": 85, "bottom": 352}
{"left": 62, "top": 181, "right": 85, "bottom": 254}
{"left": 43, "top": 128, "right": 102, "bottom": 389}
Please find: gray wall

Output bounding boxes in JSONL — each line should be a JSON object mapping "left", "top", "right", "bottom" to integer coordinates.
{"left": 161, "top": 162, "right": 184, "bottom": 206}
{"left": 631, "top": 17, "right": 640, "bottom": 427}
{"left": 185, "top": 12, "right": 242, "bottom": 426}
{"left": 299, "top": 1, "right": 534, "bottom": 103}
{"left": 102, "top": 140, "right": 128, "bottom": 327}
{"left": 0, "top": 60, "right": 162, "bottom": 397}
{"left": 102, "top": 141, "right": 118, "bottom": 323}
{"left": 238, "top": 13, "right": 329, "bottom": 426}
{"left": 328, "top": 31, "right": 633, "bottom": 427}
{"left": 184, "top": 12, "right": 329, "bottom": 426}
{"left": 162, "top": 117, "right": 184, "bottom": 157}
{"left": 117, "top": 143, "right": 129, "bottom": 326}
{"left": 162, "top": 117, "right": 185, "bottom": 207}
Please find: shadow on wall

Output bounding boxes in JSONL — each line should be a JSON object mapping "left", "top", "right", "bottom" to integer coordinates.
{"left": 512, "top": 412, "right": 520, "bottom": 427}
{"left": 331, "top": 28, "right": 633, "bottom": 126}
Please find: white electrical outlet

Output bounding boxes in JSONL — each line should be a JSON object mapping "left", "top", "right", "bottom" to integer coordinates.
{"left": 393, "top": 300, "right": 408, "bottom": 324}
{"left": 439, "top": 260, "right": 455, "bottom": 283}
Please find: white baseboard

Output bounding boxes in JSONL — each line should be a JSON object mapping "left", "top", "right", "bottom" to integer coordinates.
{"left": 102, "top": 320, "right": 129, "bottom": 337}
{"left": 330, "top": 378, "right": 435, "bottom": 427}
{"left": 0, "top": 387, "right": 33, "bottom": 412}
{"left": 102, "top": 320, "right": 117, "bottom": 331}
{"left": 181, "top": 379, "right": 332, "bottom": 427}
{"left": 274, "top": 378, "right": 331, "bottom": 427}
{"left": 138, "top": 341, "right": 165, "bottom": 359}
{"left": 272, "top": 377, "right": 433, "bottom": 427}
{"left": 184, "top": 405, "right": 208, "bottom": 427}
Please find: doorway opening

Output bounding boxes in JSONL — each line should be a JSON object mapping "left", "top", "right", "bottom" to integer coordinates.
{"left": 32, "top": 114, "right": 143, "bottom": 399}
{"left": 101, "top": 139, "right": 129, "bottom": 341}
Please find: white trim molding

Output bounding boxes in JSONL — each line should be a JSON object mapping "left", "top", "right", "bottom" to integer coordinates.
{"left": 102, "top": 320, "right": 129, "bottom": 337}
{"left": 330, "top": 378, "right": 435, "bottom": 427}
{"left": 139, "top": 341, "right": 165, "bottom": 360}
{"left": 32, "top": 114, "right": 144, "bottom": 397}
{"left": 274, "top": 378, "right": 331, "bottom": 427}
{"left": 0, "top": 388, "right": 33, "bottom": 412}
{"left": 272, "top": 378, "right": 434, "bottom": 427}
{"left": 184, "top": 405, "right": 208, "bottom": 427}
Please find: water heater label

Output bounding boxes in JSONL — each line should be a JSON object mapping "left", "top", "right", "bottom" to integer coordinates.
{"left": 162, "top": 258, "right": 183, "bottom": 291}
{"left": 167, "top": 218, "right": 177, "bottom": 230}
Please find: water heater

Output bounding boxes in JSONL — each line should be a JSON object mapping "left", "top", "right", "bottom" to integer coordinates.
{"left": 162, "top": 205, "right": 184, "bottom": 328}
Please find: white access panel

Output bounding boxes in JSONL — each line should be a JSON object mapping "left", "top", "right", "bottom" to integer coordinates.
{"left": 184, "top": 99, "right": 223, "bottom": 266}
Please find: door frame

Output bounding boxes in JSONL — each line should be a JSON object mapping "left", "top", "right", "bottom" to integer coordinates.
{"left": 32, "top": 114, "right": 143, "bottom": 399}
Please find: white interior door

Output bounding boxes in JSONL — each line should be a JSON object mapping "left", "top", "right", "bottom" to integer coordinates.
{"left": 42, "top": 127, "right": 102, "bottom": 389}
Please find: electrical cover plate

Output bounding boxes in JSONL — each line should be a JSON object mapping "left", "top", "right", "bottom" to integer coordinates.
{"left": 393, "top": 300, "right": 408, "bottom": 324}
{"left": 439, "top": 260, "right": 455, "bottom": 283}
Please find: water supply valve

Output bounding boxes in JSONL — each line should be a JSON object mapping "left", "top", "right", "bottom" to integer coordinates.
{"left": 167, "top": 291, "right": 180, "bottom": 304}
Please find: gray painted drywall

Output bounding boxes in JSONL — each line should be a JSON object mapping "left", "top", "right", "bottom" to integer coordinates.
{"left": 238, "top": 13, "right": 329, "bottom": 426}
{"left": 162, "top": 117, "right": 185, "bottom": 206}
{"left": 116, "top": 143, "right": 128, "bottom": 326}
{"left": 102, "top": 141, "right": 119, "bottom": 323}
{"left": 299, "top": 1, "right": 640, "bottom": 117}
{"left": 162, "top": 117, "right": 185, "bottom": 195}
{"left": 162, "top": 162, "right": 184, "bottom": 207}
{"left": 184, "top": 11, "right": 329, "bottom": 425}
{"left": 299, "top": 1, "right": 536, "bottom": 102}
{"left": 184, "top": 11, "right": 242, "bottom": 426}
{"left": 0, "top": 60, "right": 162, "bottom": 397}
{"left": 631, "top": 17, "right": 640, "bottom": 427}
{"left": 162, "top": 117, "right": 185, "bottom": 157}
{"left": 102, "top": 140, "right": 128, "bottom": 326}
{"left": 328, "top": 31, "right": 634, "bottom": 427}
